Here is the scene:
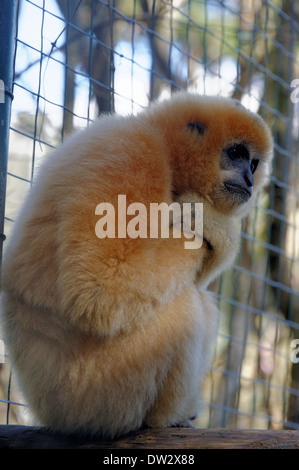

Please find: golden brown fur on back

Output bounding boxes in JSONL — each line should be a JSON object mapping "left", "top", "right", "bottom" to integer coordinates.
{"left": 1, "top": 92, "right": 273, "bottom": 437}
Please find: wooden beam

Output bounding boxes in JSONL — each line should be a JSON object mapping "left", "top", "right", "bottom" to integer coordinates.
{"left": 0, "top": 425, "right": 298, "bottom": 449}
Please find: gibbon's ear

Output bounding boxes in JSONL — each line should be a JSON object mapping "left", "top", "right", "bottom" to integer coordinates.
{"left": 187, "top": 121, "right": 207, "bottom": 135}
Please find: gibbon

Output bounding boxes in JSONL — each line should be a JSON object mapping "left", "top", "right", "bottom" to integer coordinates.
{"left": 1, "top": 92, "right": 273, "bottom": 438}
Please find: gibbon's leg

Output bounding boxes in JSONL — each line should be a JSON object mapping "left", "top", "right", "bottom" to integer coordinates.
{"left": 145, "top": 287, "right": 219, "bottom": 428}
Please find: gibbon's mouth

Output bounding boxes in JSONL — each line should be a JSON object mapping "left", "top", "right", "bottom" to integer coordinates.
{"left": 224, "top": 182, "right": 252, "bottom": 201}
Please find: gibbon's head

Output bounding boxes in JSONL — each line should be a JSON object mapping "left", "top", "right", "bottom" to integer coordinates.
{"left": 146, "top": 92, "right": 273, "bottom": 217}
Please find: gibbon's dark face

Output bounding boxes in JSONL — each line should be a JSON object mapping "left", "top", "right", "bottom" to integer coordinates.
{"left": 220, "top": 142, "right": 259, "bottom": 205}
{"left": 186, "top": 121, "right": 261, "bottom": 206}
{"left": 185, "top": 117, "right": 268, "bottom": 215}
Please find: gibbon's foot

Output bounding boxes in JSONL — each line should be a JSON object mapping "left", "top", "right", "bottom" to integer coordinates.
{"left": 170, "top": 419, "right": 195, "bottom": 429}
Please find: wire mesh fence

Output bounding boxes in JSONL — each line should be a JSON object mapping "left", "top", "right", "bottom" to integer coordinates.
{"left": 0, "top": 0, "right": 299, "bottom": 431}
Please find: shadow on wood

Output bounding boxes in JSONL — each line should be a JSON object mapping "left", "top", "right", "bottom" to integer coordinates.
{"left": 0, "top": 425, "right": 298, "bottom": 449}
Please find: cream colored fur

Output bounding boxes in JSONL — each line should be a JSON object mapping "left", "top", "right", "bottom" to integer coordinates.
{"left": 1, "top": 92, "right": 273, "bottom": 437}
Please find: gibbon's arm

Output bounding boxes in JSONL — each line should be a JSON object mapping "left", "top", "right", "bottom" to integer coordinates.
{"left": 173, "top": 192, "right": 240, "bottom": 289}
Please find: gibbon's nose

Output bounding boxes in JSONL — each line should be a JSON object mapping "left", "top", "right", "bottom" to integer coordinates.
{"left": 244, "top": 168, "right": 254, "bottom": 188}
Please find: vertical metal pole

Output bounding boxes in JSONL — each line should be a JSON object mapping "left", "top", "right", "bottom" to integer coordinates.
{"left": 0, "top": 0, "right": 17, "bottom": 264}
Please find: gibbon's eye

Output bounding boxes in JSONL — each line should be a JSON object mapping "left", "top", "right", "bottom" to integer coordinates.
{"left": 187, "top": 122, "right": 206, "bottom": 135}
{"left": 250, "top": 159, "right": 259, "bottom": 174}
{"left": 226, "top": 143, "right": 250, "bottom": 162}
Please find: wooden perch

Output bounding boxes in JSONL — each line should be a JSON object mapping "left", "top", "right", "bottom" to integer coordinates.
{"left": 0, "top": 425, "right": 298, "bottom": 449}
